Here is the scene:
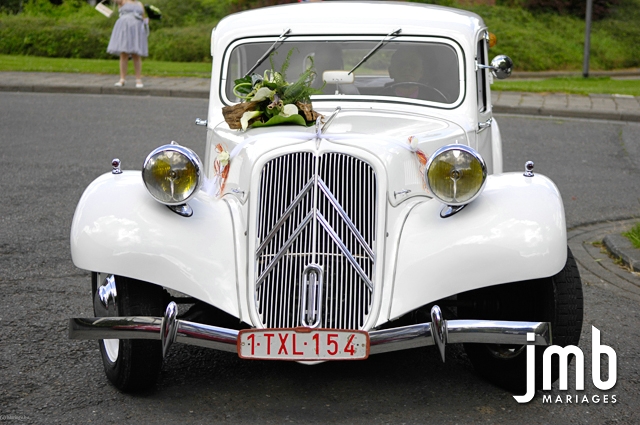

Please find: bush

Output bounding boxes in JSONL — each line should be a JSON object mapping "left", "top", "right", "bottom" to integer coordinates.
{"left": 463, "top": 0, "right": 640, "bottom": 71}
{"left": 0, "top": 16, "right": 112, "bottom": 58}
{"left": 0, "top": 13, "right": 211, "bottom": 61}
{"left": 149, "top": 26, "right": 211, "bottom": 62}
{"left": 0, "top": 0, "right": 22, "bottom": 14}
{"left": 22, "top": 0, "right": 89, "bottom": 18}
{"left": 523, "top": 0, "right": 620, "bottom": 20}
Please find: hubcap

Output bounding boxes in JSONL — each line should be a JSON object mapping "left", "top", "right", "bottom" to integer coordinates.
{"left": 486, "top": 344, "right": 526, "bottom": 359}
{"left": 103, "top": 339, "right": 120, "bottom": 362}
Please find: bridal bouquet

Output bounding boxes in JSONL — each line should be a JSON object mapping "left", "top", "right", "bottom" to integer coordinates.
{"left": 223, "top": 51, "right": 323, "bottom": 131}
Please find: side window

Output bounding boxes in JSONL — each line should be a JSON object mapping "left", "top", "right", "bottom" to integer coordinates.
{"left": 476, "top": 37, "right": 488, "bottom": 113}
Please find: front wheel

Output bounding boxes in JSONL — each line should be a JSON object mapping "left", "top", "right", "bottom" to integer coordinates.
{"left": 92, "top": 272, "right": 166, "bottom": 392}
{"left": 458, "top": 247, "right": 584, "bottom": 393}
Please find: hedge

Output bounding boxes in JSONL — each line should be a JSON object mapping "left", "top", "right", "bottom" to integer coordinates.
{"left": 0, "top": 16, "right": 211, "bottom": 61}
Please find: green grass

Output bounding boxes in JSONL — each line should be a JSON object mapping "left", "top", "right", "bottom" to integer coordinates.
{"left": 0, "top": 54, "right": 211, "bottom": 77}
{"left": 493, "top": 76, "right": 640, "bottom": 96}
{"left": 623, "top": 223, "right": 640, "bottom": 249}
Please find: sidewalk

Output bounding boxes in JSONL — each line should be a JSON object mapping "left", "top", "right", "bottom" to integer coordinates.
{"left": 1, "top": 71, "right": 640, "bottom": 122}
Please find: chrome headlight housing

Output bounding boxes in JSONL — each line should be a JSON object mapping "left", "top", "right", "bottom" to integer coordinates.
{"left": 142, "top": 143, "right": 203, "bottom": 206}
{"left": 425, "top": 144, "right": 487, "bottom": 207}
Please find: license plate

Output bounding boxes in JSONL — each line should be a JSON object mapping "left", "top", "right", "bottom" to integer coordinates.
{"left": 238, "top": 328, "right": 369, "bottom": 361}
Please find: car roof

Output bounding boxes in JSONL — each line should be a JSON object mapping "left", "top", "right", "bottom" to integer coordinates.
{"left": 214, "top": 1, "right": 485, "bottom": 46}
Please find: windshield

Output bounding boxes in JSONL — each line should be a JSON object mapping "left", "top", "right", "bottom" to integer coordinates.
{"left": 223, "top": 38, "right": 462, "bottom": 105}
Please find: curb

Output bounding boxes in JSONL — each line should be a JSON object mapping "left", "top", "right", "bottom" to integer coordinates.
{"left": 0, "top": 84, "right": 208, "bottom": 99}
{"left": 492, "top": 104, "right": 640, "bottom": 122}
{"left": 603, "top": 234, "right": 640, "bottom": 272}
{"left": 510, "top": 69, "right": 640, "bottom": 79}
{"left": 568, "top": 219, "right": 640, "bottom": 304}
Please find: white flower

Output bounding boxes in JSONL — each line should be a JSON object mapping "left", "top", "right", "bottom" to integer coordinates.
{"left": 240, "top": 110, "right": 262, "bottom": 131}
{"left": 251, "top": 87, "right": 274, "bottom": 102}
{"left": 280, "top": 104, "right": 299, "bottom": 118}
{"left": 408, "top": 135, "right": 419, "bottom": 151}
{"left": 217, "top": 151, "right": 230, "bottom": 166}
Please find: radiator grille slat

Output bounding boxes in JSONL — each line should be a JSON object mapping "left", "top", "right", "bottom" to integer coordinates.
{"left": 255, "top": 152, "right": 377, "bottom": 330}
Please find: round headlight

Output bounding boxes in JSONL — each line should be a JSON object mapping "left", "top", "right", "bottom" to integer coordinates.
{"left": 142, "top": 144, "right": 203, "bottom": 205}
{"left": 425, "top": 144, "right": 487, "bottom": 206}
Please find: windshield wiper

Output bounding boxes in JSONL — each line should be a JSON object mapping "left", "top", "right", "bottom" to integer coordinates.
{"left": 244, "top": 28, "right": 292, "bottom": 77}
{"left": 348, "top": 28, "right": 401, "bottom": 75}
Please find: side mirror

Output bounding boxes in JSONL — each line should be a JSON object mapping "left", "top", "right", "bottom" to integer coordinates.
{"left": 489, "top": 55, "right": 513, "bottom": 79}
{"left": 477, "top": 55, "right": 513, "bottom": 80}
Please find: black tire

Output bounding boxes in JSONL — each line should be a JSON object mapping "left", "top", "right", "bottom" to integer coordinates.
{"left": 458, "top": 247, "right": 584, "bottom": 393}
{"left": 92, "top": 272, "right": 166, "bottom": 392}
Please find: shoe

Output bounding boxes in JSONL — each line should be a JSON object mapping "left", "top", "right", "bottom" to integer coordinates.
{"left": 136, "top": 80, "right": 144, "bottom": 88}
{"left": 114, "top": 79, "right": 125, "bottom": 87}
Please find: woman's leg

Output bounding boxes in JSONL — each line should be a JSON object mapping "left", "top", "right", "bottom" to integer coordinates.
{"left": 119, "top": 52, "right": 128, "bottom": 81}
{"left": 132, "top": 54, "right": 142, "bottom": 81}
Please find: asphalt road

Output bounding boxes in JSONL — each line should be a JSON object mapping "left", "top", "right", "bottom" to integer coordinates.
{"left": 1, "top": 92, "right": 639, "bottom": 424}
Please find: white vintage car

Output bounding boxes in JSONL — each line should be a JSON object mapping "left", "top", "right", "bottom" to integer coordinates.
{"left": 69, "top": 1, "right": 583, "bottom": 393}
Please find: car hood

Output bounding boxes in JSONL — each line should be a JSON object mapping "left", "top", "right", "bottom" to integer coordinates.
{"left": 209, "top": 107, "right": 468, "bottom": 206}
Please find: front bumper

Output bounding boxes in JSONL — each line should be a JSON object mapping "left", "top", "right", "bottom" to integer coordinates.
{"left": 69, "top": 304, "right": 551, "bottom": 362}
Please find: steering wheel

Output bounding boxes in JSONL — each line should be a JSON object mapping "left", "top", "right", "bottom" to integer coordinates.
{"left": 386, "top": 82, "right": 449, "bottom": 103}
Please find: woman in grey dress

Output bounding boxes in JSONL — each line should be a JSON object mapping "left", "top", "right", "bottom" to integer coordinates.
{"left": 107, "top": 0, "right": 148, "bottom": 88}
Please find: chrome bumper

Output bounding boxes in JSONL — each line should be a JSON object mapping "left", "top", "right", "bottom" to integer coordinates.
{"left": 68, "top": 304, "right": 551, "bottom": 361}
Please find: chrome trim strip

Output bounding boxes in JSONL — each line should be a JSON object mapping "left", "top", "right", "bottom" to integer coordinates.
{"left": 319, "top": 107, "right": 341, "bottom": 135}
{"left": 300, "top": 263, "right": 324, "bottom": 328}
{"left": 317, "top": 178, "right": 374, "bottom": 260}
{"left": 316, "top": 211, "right": 374, "bottom": 291}
{"left": 256, "top": 210, "right": 314, "bottom": 286}
{"left": 256, "top": 177, "right": 315, "bottom": 254}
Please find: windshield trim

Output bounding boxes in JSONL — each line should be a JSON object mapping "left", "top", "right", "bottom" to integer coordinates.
{"left": 220, "top": 35, "right": 467, "bottom": 110}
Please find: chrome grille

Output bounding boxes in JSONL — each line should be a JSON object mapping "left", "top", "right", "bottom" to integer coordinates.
{"left": 255, "top": 152, "right": 377, "bottom": 330}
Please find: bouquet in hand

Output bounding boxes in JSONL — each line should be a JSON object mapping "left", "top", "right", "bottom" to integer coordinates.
{"left": 144, "top": 4, "right": 162, "bottom": 20}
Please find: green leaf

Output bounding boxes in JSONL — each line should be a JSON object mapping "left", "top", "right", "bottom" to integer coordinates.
{"left": 233, "top": 75, "right": 253, "bottom": 96}
{"left": 250, "top": 114, "right": 310, "bottom": 128}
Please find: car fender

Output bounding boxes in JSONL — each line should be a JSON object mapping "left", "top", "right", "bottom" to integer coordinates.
{"left": 70, "top": 171, "right": 240, "bottom": 318}
{"left": 389, "top": 172, "right": 567, "bottom": 320}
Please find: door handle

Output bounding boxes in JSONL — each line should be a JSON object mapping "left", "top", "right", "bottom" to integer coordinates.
{"left": 478, "top": 117, "right": 493, "bottom": 132}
